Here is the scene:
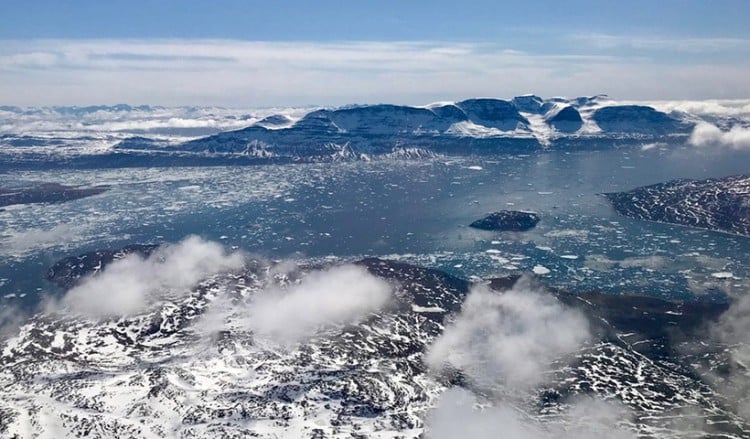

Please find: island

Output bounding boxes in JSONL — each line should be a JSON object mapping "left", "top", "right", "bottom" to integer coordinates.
{"left": 469, "top": 210, "right": 540, "bottom": 232}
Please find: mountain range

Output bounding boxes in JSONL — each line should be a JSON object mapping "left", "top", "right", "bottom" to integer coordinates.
{"left": 119, "top": 95, "right": 694, "bottom": 159}
{"left": 0, "top": 95, "right": 710, "bottom": 167}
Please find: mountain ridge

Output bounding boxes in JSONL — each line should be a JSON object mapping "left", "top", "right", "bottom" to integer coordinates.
{"left": 1, "top": 95, "right": 735, "bottom": 167}
{"left": 129, "top": 95, "right": 693, "bottom": 160}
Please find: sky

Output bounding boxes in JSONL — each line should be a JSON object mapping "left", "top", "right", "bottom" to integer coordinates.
{"left": 1, "top": 0, "right": 749, "bottom": 106}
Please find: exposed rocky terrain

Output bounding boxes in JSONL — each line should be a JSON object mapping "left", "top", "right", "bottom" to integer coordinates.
{"left": 469, "top": 211, "right": 540, "bottom": 232}
{"left": 603, "top": 174, "right": 750, "bottom": 236}
{"left": 0, "top": 95, "right": 703, "bottom": 168}
{"left": 0, "top": 246, "right": 747, "bottom": 438}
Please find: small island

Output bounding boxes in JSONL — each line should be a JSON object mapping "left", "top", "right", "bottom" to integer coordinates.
{"left": 469, "top": 210, "right": 540, "bottom": 232}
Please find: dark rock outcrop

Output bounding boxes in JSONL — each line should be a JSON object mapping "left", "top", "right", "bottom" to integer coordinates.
{"left": 456, "top": 98, "right": 529, "bottom": 130}
{"left": 469, "top": 210, "right": 540, "bottom": 231}
{"left": 547, "top": 106, "right": 583, "bottom": 132}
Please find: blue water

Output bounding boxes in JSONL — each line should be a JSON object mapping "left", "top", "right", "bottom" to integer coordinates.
{"left": 1, "top": 146, "right": 749, "bottom": 310}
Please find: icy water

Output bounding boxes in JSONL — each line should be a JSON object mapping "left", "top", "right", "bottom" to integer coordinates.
{"left": 1, "top": 146, "right": 749, "bottom": 308}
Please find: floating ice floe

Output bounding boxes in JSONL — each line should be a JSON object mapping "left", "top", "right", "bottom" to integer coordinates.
{"left": 533, "top": 265, "right": 551, "bottom": 275}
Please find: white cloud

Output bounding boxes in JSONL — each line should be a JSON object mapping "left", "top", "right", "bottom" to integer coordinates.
{"left": 250, "top": 265, "right": 392, "bottom": 342}
{"left": 426, "top": 388, "right": 533, "bottom": 439}
{"left": 426, "top": 277, "right": 590, "bottom": 390}
{"left": 53, "top": 235, "right": 245, "bottom": 317}
{"left": 199, "top": 264, "right": 392, "bottom": 344}
{"left": 0, "top": 105, "right": 313, "bottom": 143}
{"left": 572, "top": 33, "right": 750, "bottom": 53}
{"left": 689, "top": 122, "right": 750, "bottom": 150}
{"left": 426, "top": 388, "right": 635, "bottom": 439}
{"left": 607, "top": 98, "right": 750, "bottom": 118}
{"left": 0, "top": 39, "right": 748, "bottom": 106}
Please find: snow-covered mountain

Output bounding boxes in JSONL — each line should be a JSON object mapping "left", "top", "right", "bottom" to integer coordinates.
{"left": 163, "top": 95, "right": 693, "bottom": 158}
{"left": 4, "top": 95, "right": 746, "bottom": 167}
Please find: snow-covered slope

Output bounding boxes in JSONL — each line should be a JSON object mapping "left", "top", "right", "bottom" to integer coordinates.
{"left": 1, "top": 251, "right": 747, "bottom": 438}
{"left": 603, "top": 174, "right": 750, "bottom": 236}
{"left": 119, "top": 95, "right": 699, "bottom": 159}
{"left": 1, "top": 96, "right": 747, "bottom": 166}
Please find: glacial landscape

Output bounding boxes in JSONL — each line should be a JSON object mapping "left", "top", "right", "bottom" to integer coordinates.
{"left": 1, "top": 95, "right": 750, "bottom": 438}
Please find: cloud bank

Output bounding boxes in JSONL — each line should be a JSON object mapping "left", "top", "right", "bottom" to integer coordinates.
{"left": 1, "top": 39, "right": 749, "bottom": 106}
{"left": 426, "top": 277, "right": 590, "bottom": 390}
{"left": 54, "top": 235, "right": 245, "bottom": 317}
{"left": 689, "top": 122, "right": 750, "bottom": 150}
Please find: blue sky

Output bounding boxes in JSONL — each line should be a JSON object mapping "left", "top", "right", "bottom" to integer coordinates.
{"left": 1, "top": 0, "right": 749, "bottom": 106}
{"left": 3, "top": 0, "right": 749, "bottom": 41}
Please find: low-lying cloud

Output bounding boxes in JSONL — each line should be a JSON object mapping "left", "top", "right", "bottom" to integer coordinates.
{"left": 53, "top": 235, "right": 245, "bottom": 317}
{"left": 199, "top": 264, "right": 392, "bottom": 345}
{"left": 689, "top": 122, "right": 750, "bottom": 150}
{"left": 426, "top": 277, "right": 590, "bottom": 390}
{"left": 247, "top": 265, "right": 391, "bottom": 342}
{"left": 705, "top": 295, "right": 750, "bottom": 419}
{"left": 426, "top": 388, "right": 635, "bottom": 439}
{"left": 641, "top": 99, "right": 750, "bottom": 118}
{"left": 422, "top": 276, "right": 636, "bottom": 437}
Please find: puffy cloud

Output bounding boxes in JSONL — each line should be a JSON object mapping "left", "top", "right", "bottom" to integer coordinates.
{"left": 426, "top": 277, "right": 590, "bottom": 390}
{"left": 689, "top": 122, "right": 750, "bottom": 150}
{"left": 246, "top": 265, "right": 391, "bottom": 342}
{"left": 198, "top": 264, "right": 392, "bottom": 344}
{"left": 53, "top": 236, "right": 245, "bottom": 317}
{"left": 426, "top": 388, "right": 635, "bottom": 439}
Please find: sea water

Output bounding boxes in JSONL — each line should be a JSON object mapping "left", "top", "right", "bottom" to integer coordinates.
{"left": 1, "top": 146, "right": 748, "bottom": 310}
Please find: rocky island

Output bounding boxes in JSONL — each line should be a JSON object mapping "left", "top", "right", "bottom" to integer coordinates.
{"left": 469, "top": 210, "right": 540, "bottom": 232}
